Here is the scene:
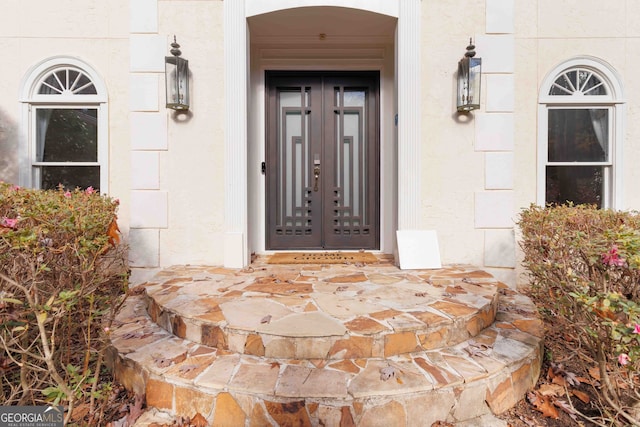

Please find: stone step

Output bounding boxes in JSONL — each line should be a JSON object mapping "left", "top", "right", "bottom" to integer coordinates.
{"left": 107, "top": 283, "right": 543, "bottom": 426}
{"left": 141, "top": 262, "right": 500, "bottom": 360}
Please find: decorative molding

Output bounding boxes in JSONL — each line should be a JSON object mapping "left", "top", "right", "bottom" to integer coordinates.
{"left": 397, "top": 0, "right": 421, "bottom": 230}
{"left": 224, "top": 0, "right": 249, "bottom": 267}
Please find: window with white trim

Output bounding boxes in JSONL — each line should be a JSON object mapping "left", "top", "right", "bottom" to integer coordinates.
{"left": 538, "top": 58, "right": 624, "bottom": 209}
{"left": 20, "top": 58, "right": 108, "bottom": 192}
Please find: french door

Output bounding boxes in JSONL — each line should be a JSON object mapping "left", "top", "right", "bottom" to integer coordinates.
{"left": 265, "top": 71, "right": 380, "bottom": 250}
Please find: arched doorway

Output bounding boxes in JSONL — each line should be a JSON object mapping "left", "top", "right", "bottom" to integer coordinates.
{"left": 247, "top": 6, "right": 396, "bottom": 255}
{"left": 223, "top": 0, "right": 421, "bottom": 267}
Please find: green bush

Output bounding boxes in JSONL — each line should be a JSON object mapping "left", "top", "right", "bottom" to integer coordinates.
{"left": 0, "top": 183, "right": 128, "bottom": 424}
{"left": 518, "top": 204, "right": 640, "bottom": 425}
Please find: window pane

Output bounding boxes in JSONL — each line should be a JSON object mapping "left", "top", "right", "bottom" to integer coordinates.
{"left": 546, "top": 165, "right": 603, "bottom": 208}
{"left": 36, "top": 108, "right": 98, "bottom": 162}
{"left": 38, "top": 166, "right": 100, "bottom": 191}
{"left": 548, "top": 109, "right": 608, "bottom": 162}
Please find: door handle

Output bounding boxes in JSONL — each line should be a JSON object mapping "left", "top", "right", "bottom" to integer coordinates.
{"left": 313, "top": 165, "right": 320, "bottom": 192}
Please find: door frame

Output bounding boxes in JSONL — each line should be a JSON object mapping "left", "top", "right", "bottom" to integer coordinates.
{"left": 264, "top": 70, "right": 381, "bottom": 250}
{"left": 225, "top": 0, "right": 422, "bottom": 267}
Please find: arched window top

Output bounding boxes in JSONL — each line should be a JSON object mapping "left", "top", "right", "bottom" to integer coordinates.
{"left": 20, "top": 56, "right": 107, "bottom": 103}
{"left": 37, "top": 67, "right": 97, "bottom": 95}
{"left": 549, "top": 68, "right": 607, "bottom": 96}
{"left": 540, "top": 56, "right": 624, "bottom": 104}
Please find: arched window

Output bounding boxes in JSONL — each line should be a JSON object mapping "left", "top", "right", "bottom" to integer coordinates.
{"left": 20, "top": 57, "right": 108, "bottom": 192}
{"left": 538, "top": 57, "right": 624, "bottom": 209}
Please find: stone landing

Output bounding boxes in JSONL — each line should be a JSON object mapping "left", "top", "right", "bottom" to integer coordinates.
{"left": 107, "top": 257, "right": 543, "bottom": 426}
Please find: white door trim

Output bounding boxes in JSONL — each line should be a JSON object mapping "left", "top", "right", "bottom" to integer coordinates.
{"left": 223, "top": 0, "right": 421, "bottom": 267}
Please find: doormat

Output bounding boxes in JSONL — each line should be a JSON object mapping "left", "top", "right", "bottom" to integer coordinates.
{"left": 268, "top": 252, "right": 378, "bottom": 264}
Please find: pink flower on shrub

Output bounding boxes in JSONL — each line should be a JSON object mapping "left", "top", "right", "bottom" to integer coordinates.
{"left": 618, "top": 353, "right": 631, "bottom": 366}
{"left": 633, "top": 323, "right": 640, "bottom": 334}
{"left": 602, "top": 245, "right": 626, "bottom": 267}
{"left": 64, "top": 191, "right": 72, "bottom": 198}
{"left": 0, "top": 217, "right": 17, "bottom": 229}
{"left": 85, "top": 186, "right": 95, "bottom": 195}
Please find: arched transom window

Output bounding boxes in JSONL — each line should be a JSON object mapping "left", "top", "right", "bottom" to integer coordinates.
{"left": 538, "top": 57, "right": 624, "bottom": 209}
{"left": 20, "top": 57, "right": 108, "bottom": 192}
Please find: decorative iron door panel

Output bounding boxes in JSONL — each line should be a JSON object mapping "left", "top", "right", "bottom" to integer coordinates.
{"left": 266, "top": 71, "right": 379, "bottom": 250}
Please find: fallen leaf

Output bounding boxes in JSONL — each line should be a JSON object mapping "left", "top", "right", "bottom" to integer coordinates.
{"left": 191, "top": 413, "right": 208, "bottom": 427}
{"left": 588, "top": 366, "right": 601, "bottom": 381}
{"left": 527, "top": 391, "right": 559, "bottom": 419}
{"left": 260, "top": 315, "right": 272, "bottom": 324}
{"left": 549, "top": 362, "right": 580, "bottom": 387}
{"left": 153, "top": 357, "right": 173, "bottom": 368}
{"left": 553, "top": 399, "right": 578, "bottom": 421}
{"left": 107, "top": 217, "right": 121, "bottom": 246}
{"left": 380, "top": 365, "right": 402, "bottom": 381}
{"left": 464, "top": 340, "right": 492, "bottom": 357}
{"left": 122, "top": 330, "right": 152, "bottom": 340}
{"left": 571, "top": 389, "right": 590, "bottom": 404}
{"left": 538, "top": 383, "right": 564, "bottom": 397}
{"left": 270, "top": 361, "right": 280, "bottom": 369}
{"left": 178, "top": 364, "right": 199, "bottom": 374}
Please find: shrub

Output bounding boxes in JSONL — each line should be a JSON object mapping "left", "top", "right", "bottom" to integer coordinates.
{"left": 0, "top": 183, "right": 128, "bottom": 425}
{"left": 518, "top": 204, "right": 640, "bottom": 425}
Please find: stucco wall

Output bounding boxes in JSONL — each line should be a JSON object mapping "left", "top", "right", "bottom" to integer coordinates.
{"left": 128, "top": 1, "right": 225, "bottom": 273}
{"left": 4, "top": 0, "right": 640, "bottom": 287}
{"left": 0, "top": 1, "right": 129, "bottom": 198}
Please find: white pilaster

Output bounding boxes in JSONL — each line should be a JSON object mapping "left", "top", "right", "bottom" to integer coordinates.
{"left": 397, "top": 0, "right": 421, "bottom": 230}
{"left": 224, "top": 0, "right": 249, "bottom": 268}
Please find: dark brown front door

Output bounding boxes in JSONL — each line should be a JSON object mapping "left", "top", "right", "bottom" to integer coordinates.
{"left": 266, "top": 71, "right": 380, "bottom": 250}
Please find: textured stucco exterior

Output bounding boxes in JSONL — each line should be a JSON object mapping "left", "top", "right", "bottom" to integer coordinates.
{"left": 1, "top": 0, "right": 639, "bottom": 287}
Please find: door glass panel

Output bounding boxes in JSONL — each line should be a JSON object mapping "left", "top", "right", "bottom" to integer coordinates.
{"left": 548, "top": 109, "right": 608, "bottom": 162}
{"left": 334, "top": 88, "right": 366, "bottom": 232}
{"left": 277, "top": 89, "right": 311, "bottom": 233}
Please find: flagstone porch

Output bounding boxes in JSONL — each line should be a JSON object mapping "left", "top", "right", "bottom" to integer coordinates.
{"left": 106, "top": 255, "right": 543, "bottom": 426}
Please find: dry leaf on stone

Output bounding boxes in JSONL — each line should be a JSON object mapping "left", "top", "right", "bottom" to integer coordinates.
{"left": 464, "top": 340, "right": 492, "bottom": 357}
{"left": 121, "top": 330, "right": 152, "bottom": 340}
{"left": 153, "top": 357, "right": 173, "bottom": 368}
{"left": 260, "top": 315, "right": 272, "bottom": 324}
{"left": 270, "top": 361, "right": 280, "bottom": 369}
{"left": 380, "top": 365, "right": 402, "bottom": 381}
{"left": 527, "top": 391, "right": 559, "bottom": 419}
{"left": 178, "top": 364, "right": 199, "bottom": 374}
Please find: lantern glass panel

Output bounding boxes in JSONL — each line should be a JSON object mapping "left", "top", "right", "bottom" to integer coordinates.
{"left": 457, "top": 57, "right": 481, "bottom": 111}
{"left": 165, "top": 56, "right": 189, "bottom": 110}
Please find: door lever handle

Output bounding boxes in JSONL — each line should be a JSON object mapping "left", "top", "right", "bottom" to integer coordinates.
{"left": 313, "top": 166, "right": 320, "bottom": 192}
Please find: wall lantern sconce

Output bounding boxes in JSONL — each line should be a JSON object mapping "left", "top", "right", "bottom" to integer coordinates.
{"left": 165, "top": 36, "right": 190, "bottom": 110}
{"left": 456, "top": 38, "right": 481, "bottom": 112}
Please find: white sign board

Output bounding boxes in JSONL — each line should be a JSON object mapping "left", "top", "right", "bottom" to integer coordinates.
{"left": 396, "top": 230, "right": 442, "bottom": 269}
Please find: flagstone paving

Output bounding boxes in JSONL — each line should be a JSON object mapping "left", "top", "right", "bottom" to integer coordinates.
{"left": 107, "top": 255, "right": 543, "bottom": 426}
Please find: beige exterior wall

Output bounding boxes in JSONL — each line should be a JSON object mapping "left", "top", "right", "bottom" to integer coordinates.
{"left": 3, "top": 0, "right": 640, "bottom": 286}
{"left": 0, "top": 0, "right": 129, "bottom": 198}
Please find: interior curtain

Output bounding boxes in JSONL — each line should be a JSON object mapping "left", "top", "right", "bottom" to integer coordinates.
{"left": 588, "top": 109, "right": 608, "bottom": 155}
{"left": 36, "top": 109, "right": 53, "bottom": 162}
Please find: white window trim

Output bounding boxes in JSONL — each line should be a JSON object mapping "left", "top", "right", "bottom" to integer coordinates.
{"left": 537, "top": 56, "right": 625, "bottom": 209}
{"left": 19, "top": 56, "right": 109, "bottom": 192}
